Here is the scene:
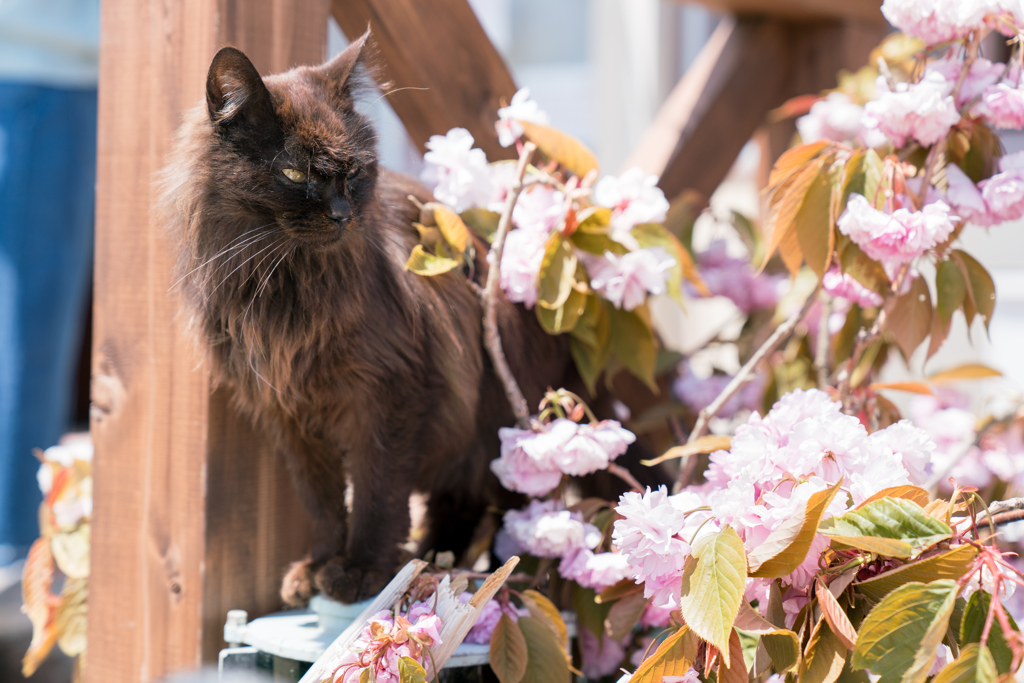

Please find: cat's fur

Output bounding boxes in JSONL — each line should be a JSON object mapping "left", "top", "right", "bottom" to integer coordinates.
{"left": 161, "top": 34, "right": 575, "bottom": 604}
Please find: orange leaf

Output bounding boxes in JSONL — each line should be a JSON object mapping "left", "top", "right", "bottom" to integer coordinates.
{"left": 718, "top": 630, "right": 747, "bottom": 683}
{"left": 762, "top": 161, "right": 819, "bottom": 272}
{"left": 928, "top": 363, "right": 1002, "bottom": 384}
{"left": 816, "top": 578, "right": 857, "bottom": 651}
{"left": 21, "top": 538, "right": 57, "bottom": 677}
{"left": 855, "top": 486, "right": 931, "bottom": 510}
{"left": 868, "top": 382, "right": 935, "bottom": 396}
{"left": 768, "top": 141, "right": 832, "bottom": 190}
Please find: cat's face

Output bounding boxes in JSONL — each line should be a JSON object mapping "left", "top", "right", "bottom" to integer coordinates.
{"left": 203, "top": 36, "right": 378, "bottom": 249}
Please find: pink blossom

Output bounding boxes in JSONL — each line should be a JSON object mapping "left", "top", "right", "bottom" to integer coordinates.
{"left": 837, "top": 194, "right": 957, "bottom": 274}
{"left": 797, "top": 92, "right": 885, "bottom": 147}
{"left": 784, "top": 534, "right": 830, "bottom": 591}
{"left": 782, "top": 590, "right": 809, "bottom": 630}
{"left": 579, "top": 628, "right": 628, "bottom": 679}
{"left": 559, "top": 548, "right": 632, "bottom": 590}
{"left": 459, "top": 594, "right": 525, "bottom": 644}
{"left": 421, "top": 128, "right": 492, "bottom": 213}
{"left": 328, "top": 606, "right": 442, "bottom": 683}
{"left": 866, "top": 420, "right": 935, "bottom": 485}
{"left": 822, "top": 265, "right": 884, "bottom": 308}
{"left": 782, "top": 411, "right": 870, "bottom": 481}
{"left": 640, "top": 602, "right": 675, "bottom": 629}
{"left": 880, "top": 0, "right": 1011, "bottom": 44}
{"left": 977, "top": 81, "right": 1024, "bottom": 130}
{"left": 660, "top": 669, "right": 701, "bottom": 683}
{"left": 979, "top": 152, "right": 1024, "bottom": 224}
{"left": 495, "top": 88, "right": 550, "bottom": 148}
{"left": 593, "top": 168, "right": 670, "bottom": 246}
{"left": 499, "top": 228, "right": 548, "bottom": 309}
{"left": 549, "top": 420, "right": 636, "bottom": 476}
{"left": 696, "top": 241, "right": 785, "bottom": 313}
{"left": 512, "top": 184, "right": 566, "bottom": 234}
{"left": 863, "top": 71, "right": 961, "bottom": 147}
{"left": 928, "top": 57, "right": 1006, "bottom": 109}
{"left": 583, "top": 247, "right": 675, "bottom": 311}
{"left": 673, "top": 361, "right": 765, "bottom": 419}
{"left": 944, "top": 163, "right": 989, "bottom": 225}
{"left": 491, "top": 423, "right": 563, "bottom": 496}
{"left": 503, "top": 499, "right": 601, "bottom": 559}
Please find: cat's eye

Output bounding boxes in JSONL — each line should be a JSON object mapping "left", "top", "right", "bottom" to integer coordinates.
{"left": 282, "top": 168, "right": 306, "bottom": 183}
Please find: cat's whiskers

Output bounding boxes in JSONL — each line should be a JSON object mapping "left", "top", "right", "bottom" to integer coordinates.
{"left": 210, "top": 234, "right": 289, "bottom": 293}
{"left": 169, "top": 223, "right": 282, "bottom": 291}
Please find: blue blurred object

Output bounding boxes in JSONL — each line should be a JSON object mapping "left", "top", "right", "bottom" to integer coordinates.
{"left": 0, "top": 0, "right": 99, "bottom": 561}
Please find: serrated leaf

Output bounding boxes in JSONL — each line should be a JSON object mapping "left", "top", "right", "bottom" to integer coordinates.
{"left": 605, "top": 591, "right": 649, "bottom": 641}
{"left": 405, "top": 244, "right": 460, "bottom": 276}
{"left": 519, "top": 121, "right": 598, "bottom": 178}
{"left": 749, "top": 479, "right": 842, "bottom": 577}
{"left": 519, "top": 617, "right": 570, "bottom": 683}
{"left": 854, "top": 486, "right": 931, "bottom": 510}
{"left": 953, "top": 250, "right": 995, "bottom": 332}
{"left": 719, "top": 629, "right": 748, "bottom": 683}
{"left": 490, "top": 614, "right": 529, "bottom": 683}
{"left": 641, "top": 435, "right": 732, "bottom": 467}
{"left": 928, "top": 363, "right": 1002, "bottom": 384}
{"left": 54, "top": 577, "right": 87, "bottom": 657}
{"left": 678, "top": 527, "right": 747, "bottom": 663}
{"left": 631, "top": 626, "right": 701, "bottom": 683}
{"left": 537, "top": 234, "right": 577, "bottom": 310}
{"left": 521, "top": 590, "right": 568, "bottom": 649}
{"left": 937, "top": 260, "right": 967, "bottom": 325}
{"left": 822, "top": 498, "right": 951, "bottom": 559}
{"left": 852, "top": 580, "right": 958, "bottom": 683}
{"left": 800, "top": 619, "right": 847, "bottom": 683}
{"left": 933, "top": 643, "right": 997, "bottom": 683}
{"left": 888, "top": 276, "right": 933, "bottom": 360}
{"left": 763, "top": 161, "right": 819, "bottom": 271}
{"left": 398, "top": 657, "right": 428, "bottom": 683}
{"left": 795, "top": 167, "right": 835, "bottom": 277}
{"left": 960, "top": 591, "right": 1019, "bottom": 674}
{"left": 429, "top": 203, "right": 470, "bottom": 253}
{"left": 734, "top": 602, "right": 801, "bottom": 673}
{"left": 817, "top": 578, "right": 857, "bottom": 651}
{"left": 609, "top": 306, "right": 658, "bottom": 392}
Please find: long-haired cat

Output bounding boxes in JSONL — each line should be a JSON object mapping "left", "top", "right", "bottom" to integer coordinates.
{"left": 162, "top": 33, "right": 660, "bottom": 605}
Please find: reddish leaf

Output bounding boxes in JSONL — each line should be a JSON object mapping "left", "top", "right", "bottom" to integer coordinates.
{"left": 816, "top": 578, "right": 858, "bottom": 651}
{"left": 490, "top": 614, "right": 528, "bottom": 683}
{"left": 887, "top": 276, "right": 933, "bottom": 360}
{"left": 718, "top": 630, "right": 748, "bottom": 683}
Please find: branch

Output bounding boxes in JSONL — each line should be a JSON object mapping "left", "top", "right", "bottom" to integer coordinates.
{"left": 989, "top": 497, "right": 1024, "bottom": 517}
{"left": 685, "top": 289, "right": 818, "bottom": 448}
{"left": 482, "top": 142, "right": 537, "bottom": 429}
{"left": 607, "top": 463, "right": 645, "bottom": 493}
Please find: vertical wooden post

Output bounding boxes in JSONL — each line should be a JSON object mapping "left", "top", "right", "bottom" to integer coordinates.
{"left": 87, "top": 1, "right": 324, "bottom": 680}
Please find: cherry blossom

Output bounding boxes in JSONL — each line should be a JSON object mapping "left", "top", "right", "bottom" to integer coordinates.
{"left": 420, "top": 128, "right": 493, "bottom": 213}
{"left": 880, "top": 0, "right": 1019, "bottom": 45}
{"left": 797, "top": 92, "right": 886, "bottom": 147}
{"left": 495, "top": 88, "right": 550, "bottom": 148}
{"left": 822, "top": 265, "right": 884, "bottom": 308}
{"left": 502, "top": 499, "right": 601, "bottom": 559}
{"left": 579, "top": 629, "right": 629, "bottom": 679}
{"left": 459, "top": 594, "right": 526, "bottom": 644}
{"left": 863, "top": 71, "right": 961, "bottom": 148}
{"left": 593, "top": 168, "right": 670, "bottom": 246}
{"left": 980, "top": 152, "right": 1024, "bottom": 224}
{"left": 329, "top": 606, "right": 443, "bottom": 683}
{"left": 977, "top": 80, "right": 1024, "bottom": 130}
{"left": 499, "top": 227, "right": 548, "bottom": 309}
{"left": 837, "top": 194, "right": 958, "bottom": 275}
{"left": 559, "top": 548, "right": 632, "bottom": 591}
{"left": 696, "top": 240, "right": 786, "bottom": 313}
{"left": 582, "top": 247, "right": 675, "bottom": 311}
{"left": 673, "top": 361, "right": 766, "bottom": 419}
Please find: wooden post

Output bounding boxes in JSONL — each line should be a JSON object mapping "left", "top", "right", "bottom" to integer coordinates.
{"left": 87, "top": 1, "right": 324, "bottom": 680}
{"left": 331, "top": 0, "right": 518, "bottom": 159}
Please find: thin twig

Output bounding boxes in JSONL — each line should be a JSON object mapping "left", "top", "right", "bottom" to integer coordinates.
{"left": 482, "top": 142, "right": 537, "bottom": 429}
{"left": 685, "top": 289, "right": 819, "bottom": 446}
{"left": 990, "top": 497, "right": 1024, "bottom": 517}
{"left": 992, "top": 510, "right": 1024, "bottom": 527}
{"left": 815, "top": 289, "right": 832, "bottom": 388}
{"left": 607, "top": 463, "right": 645, "bottom": 493}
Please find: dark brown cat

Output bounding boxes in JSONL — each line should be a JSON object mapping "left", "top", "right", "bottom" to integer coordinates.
{"left": 161, "top": 34, "right": 572, "bottom": 604}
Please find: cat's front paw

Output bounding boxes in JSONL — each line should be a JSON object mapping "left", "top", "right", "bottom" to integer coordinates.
{"left": 281, "top": 557, "right": 318, "bottom": 607}
{"left": 314, "top": 557, "right": 391, "bottom": 604}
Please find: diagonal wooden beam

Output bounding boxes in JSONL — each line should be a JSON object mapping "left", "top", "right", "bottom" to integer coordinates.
{"left": 331, "top": 0, "right": 518, "bottom": 159}
{"left": 687, "top": 0, "right": 885, "bottom": 23}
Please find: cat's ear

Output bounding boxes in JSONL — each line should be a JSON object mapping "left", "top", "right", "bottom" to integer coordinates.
{"left": 206, "top": 47, "right": 275, "bottom": 126}
{"left": 316, "top": 28, "right": 372, "bottom": 101}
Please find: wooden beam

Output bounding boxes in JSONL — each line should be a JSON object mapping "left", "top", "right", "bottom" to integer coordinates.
{"left": 687, "top": 0, "right": 885, "bottom": 23}
{"left": 623, "top": 16, "right": 888, "bottom": 201}
{"left": 331, "top": 0, "right": 518, "bottom": 159}
{"left": 87, "top": 1, "right": 320, "bottom": 680}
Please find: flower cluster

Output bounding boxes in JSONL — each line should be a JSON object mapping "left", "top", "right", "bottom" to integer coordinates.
{"left": 329, "top": 602, "right": 443, "bottom": 683}
{"left": 881, "top": 0, "right": 1022, "bottom": 46}
{"left": 673, "top": 361, "right": 765, "bottom": 420}
{"left": 694, "top": 240, "right": 786, "bottom": 313}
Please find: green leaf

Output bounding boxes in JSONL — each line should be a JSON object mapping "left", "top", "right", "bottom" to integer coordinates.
{"left": 537, "top": 285, "right": 587, "bottom": 334}
{"left": 936, "top": 260, "right": 967, "bottom": 325}
{"left": 537, "top": 234, "right": 577, "bottom": 310}
{"left": 519, "top": 121, "right": 599, "bottom": 178}
{"left": 853, "top": 545, "right": 978, "bottom": 603}
{"left": 678, "top": 526, "right": 747, "bottom": 663}
{"left": 932, "top": 643, "right": 997, "bottom": 683}
{"left": 521, "top": 590, "right": 569, "bottom": 649}
{"left": 490, "top": 614, "right": 529, "bottom": 683}
{"left": 852, "top": 580, "right": 958, "bottom": 683}
{"left": 576, "top": 206, "right": 612, "bottom": 232}
{"left": 795, "top": 166, "right": 835, "bottom": 277}
{"left": 604, "top": 591, "right": 649, "bottom": 641}
{"left": 749, "top": 479, "right": 843, "bottom": 578}
{"left": 632, "top": 222, "right": 695, "bottom": 305}
{"left": 461, "top": 208, "right": 500, "bottom": 243}
{"left": 841, "top": 148, "right": 884, "bottom": 211}
{"left": 608, "top": 306, "right": 658, "bottom": 392}
{"left": 429, "top": 203, "right": 471, "bottom": 253}
{"left": 821, "top": 498, "right": 951, "bottom": 559}
{"left": 574, "top": 586, "right": 611, "bottom": 639}
{"left": 840, "top": 241, "right": 889, "bottom": 301}
{"left": 888, "top": 276, "right": 933, "bottom": 360}
{"left": 960, "top": 591, "right": 1019, "bottom": 674}
{"left": 954, "top": 250, "right": 996, "bottom": 332}
{"left": 404, "top": 244, "right": 461, "bottom": 276}
{"left": 571, "top": 230, "right": 628, "bottom": 256}
{"left": 800, "top": 620, "right": 847, "bottom": 683}
{"left": 631, "top": 626, "right": 701, "bottom": 683}
{"left": 360, "top": 666, "right": 373, "bottom": 683}
{"left": 398, "top": 657, "right": 428, "bottom": 683}
{"left": 734, "top": 601, "right": 801, "bottom": 673}
{"left": 518, "top": 617, "right": 570, "bottom": 683}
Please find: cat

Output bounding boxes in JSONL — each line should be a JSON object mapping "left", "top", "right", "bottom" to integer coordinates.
{"left": 161, "top": 32, "right": 665, "bottom": 605}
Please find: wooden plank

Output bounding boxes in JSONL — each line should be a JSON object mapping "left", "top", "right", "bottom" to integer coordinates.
{"left": 331, "top": 0, "right": 518, "bottom": 159}
{"left": 87, "top": 1, "right": 322, "bottom": 680}
{"left": 686, "top": 0, "right": 885, "bottom": 23}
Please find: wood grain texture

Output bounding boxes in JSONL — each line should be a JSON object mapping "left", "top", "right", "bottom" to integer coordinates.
{"left": 331, "top": 0, "right": 518, "bottom": 159}
{"left": 88, "top": 1, "right": 322, "bottom": 680}
{"left": 686, "top": 0, "right": 886, "bottom": 23}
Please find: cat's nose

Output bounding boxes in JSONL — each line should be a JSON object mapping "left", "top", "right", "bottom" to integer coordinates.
{"left": 328, "top": 196, "right": 351, "bottom": 226}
